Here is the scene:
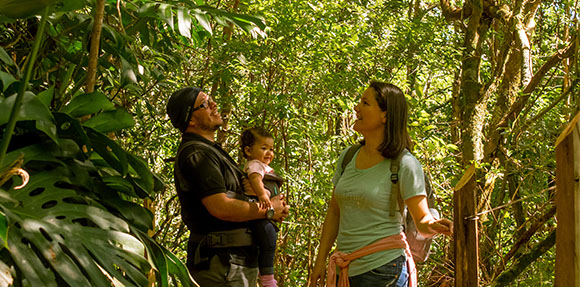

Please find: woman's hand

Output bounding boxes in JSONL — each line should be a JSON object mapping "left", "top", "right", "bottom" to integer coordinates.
{"left": 427, "top": 218, "right": 453, "bottom": 236}
{"left": 406, "top": 195, "right": 453, "bottom": 238}
{"left": 308, "top": 259, "right": 327, "bottom": 287}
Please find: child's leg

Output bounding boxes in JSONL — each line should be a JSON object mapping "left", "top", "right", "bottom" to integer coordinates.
{"left": 252, "top": 220, "right": 278, "bottom": 276}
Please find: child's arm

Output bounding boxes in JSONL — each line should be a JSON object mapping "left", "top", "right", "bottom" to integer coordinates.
{"left": 247, "top": 172, "right": 272, "bottom": 208}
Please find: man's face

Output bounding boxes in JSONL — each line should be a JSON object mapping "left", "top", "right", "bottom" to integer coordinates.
{"left": 190, "top": 92, "right": 223, "bottom": 131}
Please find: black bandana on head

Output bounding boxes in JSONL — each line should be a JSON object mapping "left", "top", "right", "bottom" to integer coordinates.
{"left": 166, "top": 87, "right": 202, "bottom": 132}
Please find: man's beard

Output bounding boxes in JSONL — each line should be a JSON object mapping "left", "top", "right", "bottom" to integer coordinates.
{"left": 198, "top": 119, "right": 223, "bottom": 132}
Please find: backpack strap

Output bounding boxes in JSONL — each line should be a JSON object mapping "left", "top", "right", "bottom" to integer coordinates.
{"left": 175, "top": 139, "right": 246, "bottom": 198}
{"left": 339, "top": 144, "right": 405, "bottom": 217}
{"left": 340, "top": 143, "right": 362, "bottom": 176}
{"left": 389, "top": 151, "right": 406, "bottom": 217}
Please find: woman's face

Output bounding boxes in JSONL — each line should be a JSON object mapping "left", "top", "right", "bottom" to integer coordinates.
{"left": 353, "top": 87, "right": 386, "bottom": 133}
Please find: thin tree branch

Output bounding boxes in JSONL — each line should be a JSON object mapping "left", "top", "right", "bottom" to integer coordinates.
{"left": 86, "top": 0, "right": 106, "bottom": 93}
{"left": 497, "top": 38, "right": 577, "bottom": 129}
{"left": 494, "top": 205, "right": 556, "bottom": 278}
{"left": 493, "top": 229, "right": 556, "bottom": 287}
{"left": 516, "top": 80, "right": 579, "bottom": 138}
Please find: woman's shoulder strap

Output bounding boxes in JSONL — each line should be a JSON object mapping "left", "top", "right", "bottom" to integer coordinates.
{"left": 340, "top": 143, "right": 362, "bottom": 176}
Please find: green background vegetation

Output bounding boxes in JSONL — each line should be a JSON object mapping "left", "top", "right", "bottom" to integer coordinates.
{"left": 0, "top": 0, "right": 577, "bottom": 286}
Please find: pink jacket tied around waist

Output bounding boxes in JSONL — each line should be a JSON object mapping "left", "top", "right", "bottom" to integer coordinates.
{"left": 326, "top": 232, "right": 417, "bottom": 287}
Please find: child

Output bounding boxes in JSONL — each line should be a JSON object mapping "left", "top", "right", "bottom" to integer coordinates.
{"left": 241, "top": 127, "right": 282, "bottom": 287}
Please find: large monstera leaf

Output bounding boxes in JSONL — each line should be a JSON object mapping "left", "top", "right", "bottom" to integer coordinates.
{"left": 0, "top": 88, "right": 194, "bottom": 286}
{"left": 2, "top": 166, "right": 151, "bottom": 286}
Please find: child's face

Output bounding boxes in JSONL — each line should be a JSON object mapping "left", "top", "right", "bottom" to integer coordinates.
{"left": 245, "top": 136, "right": 274, "bottom": 165}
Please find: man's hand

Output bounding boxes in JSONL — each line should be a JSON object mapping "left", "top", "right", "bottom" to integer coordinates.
{"left": 270, "top": 194, "right": 290, "bottom": 222}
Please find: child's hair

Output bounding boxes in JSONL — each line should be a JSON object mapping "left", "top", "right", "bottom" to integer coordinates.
{"left": 241, "top": 127, "right": 273, "bottom": 159}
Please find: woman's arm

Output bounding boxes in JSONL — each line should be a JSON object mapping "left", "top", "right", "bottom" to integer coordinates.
{"left": 406, "top": 195, "right": 453, "bottom": 237}
{"left": 309, "top": 192, "right": 340, "bottom": 287}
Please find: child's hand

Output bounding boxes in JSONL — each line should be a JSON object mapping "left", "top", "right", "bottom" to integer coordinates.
{"left": 259, "top": 194, "right": 272, "bottom": 209}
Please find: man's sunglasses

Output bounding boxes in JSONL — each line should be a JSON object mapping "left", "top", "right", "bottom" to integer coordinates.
{"left": 191, "top": 99, "right": 210, "bottom": 112}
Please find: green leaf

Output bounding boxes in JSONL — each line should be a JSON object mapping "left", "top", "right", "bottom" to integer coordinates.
{"left": 83, "top": 108, "right": 135, "bottom": 133}
{"left": 0, "top": 71, "right": 16, "bottom": 91}
{"left": 121, "top": 58, "right": 138, "bottom": 87}
{"left": 0, "top": 188, "right": 18, "bottom": 204}
{"left": 0, "top": 210, "right": 7, "bottom": 248}
{"left": 126, "top": 152, "right": 154, "bottom": 197}
{"left": 4, "top": 143, "right": 62, "bottom": 168}
{"left": 37, "top": 86, "right": 54, "bottom": 107}
{"left": 134, "top": 229, "right": 195, "bottom": 287}
{"left": 86, "top": 127, "right": 128, "bottom": 176}
{"left": 6, "top": 225, "right": 59, "bottom": 286}
{"left": 2, "top": 167, "right": 153, "bottom": 286}
{"left": 159, "top": 3, "right": 174, "bottom": 29}
{"left": 231, "top": 14, "right": 266, "bottom": 30}
{"left": 0, "top": 92, "right": 58, "bottom": 143}
{"left": 62, "top": 91, "right": 115, "bottom": 117}
{"left": 109, "top": 200, "right": 153, "bottom": 232}
{"left": 177, "top": 7, "right": 192, "bottom": 38}
{"left": 0, "top": 0, "right": 54, "bottom": 19}
{"left": 192, "top": 9, "right": 212, "bottom": 35}
{"left": 54, "top": 0, "right": 87, "bottom": 12}
{"left": 102, "top": 176, "right": 136, "bottom": 196}
{"left": 53, "top": 112, "right": 91, "bottom": 153}
{"left": 0, "top": 47, "right": 14, "bottom": 66}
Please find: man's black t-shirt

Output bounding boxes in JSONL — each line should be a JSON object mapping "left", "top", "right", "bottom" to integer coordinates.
{"left": 174, "top": 132, "right": 248, "bottom": 234}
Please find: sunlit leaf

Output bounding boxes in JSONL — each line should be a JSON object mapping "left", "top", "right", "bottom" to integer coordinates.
{"left": 61, "top": 91, "right": 115, "bottom": 117}
{"left": 192, "top": 8, "right": 212, "bottom": 35}
{"left": 121, "top": 58, "right": 138, "bottom": 87}
{"left": 177, "top": 7, "right": 192, "bottom": 38}
{"left": 159, "top": 3, "right": 174, "bottom": 29}
{"left": 83, "top": 109, "right": 135, "bottom": 133}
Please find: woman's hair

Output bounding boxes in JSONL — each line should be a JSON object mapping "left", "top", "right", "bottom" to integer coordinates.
{"left": 366, "top": 81, "right": 414, "bottom": 158}
{"left": 240, "top": 127, "right": 273, "bottom": 159}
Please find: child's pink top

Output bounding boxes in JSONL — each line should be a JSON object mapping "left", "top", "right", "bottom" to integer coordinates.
{"left": 326, "top": 232, "right": 417, "bottom": 287}
{"left": 244, "top": 159, "right": 274, "bottom": 178}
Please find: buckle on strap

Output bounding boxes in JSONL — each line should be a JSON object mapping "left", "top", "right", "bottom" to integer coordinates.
{"left": 191, "top": 228, "right": 254, "bottom": 248}
{"left": 207, "top": 234, "right": 226, "bottom": 246}
{"left": 391, "top": 173, "right": 399, "bottom": 183}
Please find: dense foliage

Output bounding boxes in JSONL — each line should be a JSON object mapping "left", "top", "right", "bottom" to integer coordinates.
{"left": 1, "top": 0, "right": 577, "bottom": 286}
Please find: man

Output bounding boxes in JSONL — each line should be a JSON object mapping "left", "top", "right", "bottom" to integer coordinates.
{"left": 166, "top": 87, "right": 290, "bottom": 286}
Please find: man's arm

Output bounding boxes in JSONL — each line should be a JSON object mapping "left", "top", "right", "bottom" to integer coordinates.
{"left": 201, "top": 193, "right": 289, "bottom": 222}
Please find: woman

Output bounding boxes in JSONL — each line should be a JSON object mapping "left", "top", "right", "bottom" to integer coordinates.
{"left": 309, "top": 81, "right": 453, "bottom": 287}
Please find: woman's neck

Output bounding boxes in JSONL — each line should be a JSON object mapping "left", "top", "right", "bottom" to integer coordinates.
{"left": 360, "top": 130, "right": 384, "bottom": 157}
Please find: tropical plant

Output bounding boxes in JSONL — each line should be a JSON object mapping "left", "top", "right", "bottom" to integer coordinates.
{"left": 0, "top": 0, "right": 266, "bottom": 286}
